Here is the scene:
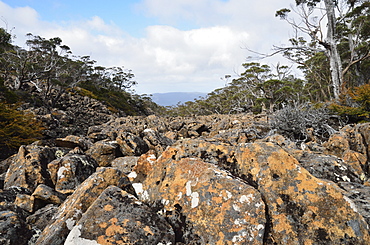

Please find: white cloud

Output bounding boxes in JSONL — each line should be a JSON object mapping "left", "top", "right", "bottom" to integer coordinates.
{"left": 0, "top": 0, "right": 294, "bottom": 94}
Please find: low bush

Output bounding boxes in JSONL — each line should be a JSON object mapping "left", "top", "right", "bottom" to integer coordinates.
{"left": 270, "top": 103, "right": 338, "bottom": 142}
{"left": 0, "top": 102, "right": 44, "bottom": 157}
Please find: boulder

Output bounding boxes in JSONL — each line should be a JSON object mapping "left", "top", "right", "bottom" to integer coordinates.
{"left": 165, "top": 139, "right": 370, "bottom": 244}
{"left": 48, "top": 153, "right": 98, "bottom": 194}
{"left": 26, "top": 204, "right": 58, "bottom": 231}
{"left": 116, "top": 132, "right": 149, "bottom": 156}
{"left": 35, "top": 167, "right": 135, "bottom": 245}
{"left": 0, "top": 187, "right": 33, "bottom": 245}
{"left": 232, "top": 142, "right": 370, "bottom": 244}
{"left": 0, "top": 154, "right": 15, "bottom": 175}
{"left": 298, "top": 152, "right": 363, "bottom": 184}
{"left": 64, "top": 186, "right": 175, "bottom": 245}
{"left": 54, "top": 135, "right": 92, "bottom": 151}
{"left": 26, "top": 204, "right": 59, "bottom": 244}
{"left": 141, "top": 128, "right": 174, "bottom": 153}
{"left": 0, "top": 210, "right": 32, "bottom": 245}
{"left": 4, "top": 145, "right": 56, "bottom": 192}
{"left": 142, "top": 155, "right": 266, "bottom": 244}
{"left": 85, "top": 140, "right": 122, "bottom": 167}
{"left": 32, "top": 184, "right": 67, "bottom": 205}
{"left": 338, "top": 182, "right": 370, "bottom": 224}
{"left": 110, "top": 156, "right": 139, "bottom": 174}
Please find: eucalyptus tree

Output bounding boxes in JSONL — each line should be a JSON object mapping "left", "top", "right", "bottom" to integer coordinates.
{"left": 275, "top": 0, "right": 369, "bottom": 100}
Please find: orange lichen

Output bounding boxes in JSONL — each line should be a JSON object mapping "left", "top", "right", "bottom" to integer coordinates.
{"left": 103, "top": 204, "right": 114, "bottom": 212}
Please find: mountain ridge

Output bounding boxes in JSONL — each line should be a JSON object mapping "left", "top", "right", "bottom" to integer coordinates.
{"left": 150, "top": 92, "right": 207, "bottom": 106}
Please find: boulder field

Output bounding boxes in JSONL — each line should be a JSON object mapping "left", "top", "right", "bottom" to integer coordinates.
{"left": 1, "top": 113, "right": 370, "bottom": 244}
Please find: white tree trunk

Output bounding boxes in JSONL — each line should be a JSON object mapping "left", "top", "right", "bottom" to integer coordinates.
{"left": 323, "top": 0, "right": 343, "bottom": 100}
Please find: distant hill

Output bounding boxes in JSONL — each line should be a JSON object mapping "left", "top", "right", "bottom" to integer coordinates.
{"left": 151, "top": 92, "right": 207, "bottom": 106}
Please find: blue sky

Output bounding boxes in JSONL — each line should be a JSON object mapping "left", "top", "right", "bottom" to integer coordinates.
{"left": 0, "top": 0, "right": 294, "bottom": 94}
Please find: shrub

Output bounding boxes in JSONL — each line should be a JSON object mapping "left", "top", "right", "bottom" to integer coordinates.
{"left": 330, "top": 84, "right": 370, "bottom": 122}
{"left": 0, "top": 102, "right": 44, "bottom": 151}
{"left": 270, "top": 103, "right": 338, "bottom": 142}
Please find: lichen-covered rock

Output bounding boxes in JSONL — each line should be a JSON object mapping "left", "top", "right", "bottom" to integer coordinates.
{"left": 142, "top": 154, "right": 266, "bottom": 244}
{"left": 110, "top": 156, "right": 139, "bottom": 174}
{"left": 298, "top": 152, "right": 363, "bottom": 184}
{"left": 26, "top": 204, "right": 58, "bottom": 232}
{"left": 323, "top": 130, "right": 351, "bottom": 157}
{"left": 32, "top": 184, "right": 67, "bottom": 205}
{"left": 324, "top": 123, "right": 370, "bottom": 175}
{"left": 47, "top": 153, "right": 98, "bottom": 194}
{"left": 35, "top": 167, "right": 135, "bottom": 245}
{"left": 116, "top": 131, "right": 149, "bottom": 156}
{"left": 339, "top": 182, "right": 370, "bottom": 226}
{"left": 142, "top": 128, "right": 174, "bottom": 153}
{"left": 85, "top": 140, "right": 122, "bottom": 167}
{"left": 64, "top": 186, "right": 175, "bottom": 245}
{"left": 231, "top": 142, "right": 370, "bottom": 244}
{"left": 14, "top": 193, "right": 34, "bottom": 213}
{"left": 4, "top": 145, "right": 56, "bottom": 192}
{"left": 0, "top": 210, "right": 32, "bottom": 245}
{"left": 0, "top": 188, "right": 34, "bottom": 244}
{"left": 3, "top": 114, "right": 370, "bottom": 244}
{"left": 165, "top": 139, "right": 370, "bottom": 244}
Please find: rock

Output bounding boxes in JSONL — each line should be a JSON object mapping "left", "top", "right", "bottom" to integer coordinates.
{"left": 35, "top": 167, "right": 135, "bottom": 245}
{"left": 130, "top": 150, "right": 156, "bottom": 183}
{"left": 0, "top": 187, "right": 33, "bottom": 244}
{"left": 0, "top": 154, "right": 15, "bottom": 174}
{"left": 64, "top": 186, "right": 175, "bottom": 245}
{"left": 26, "top": 204, "right": 59, "bottom": 244}
{"left": 26, "top": 204, "right": 58, "bottom": 231}
{"left": 86, "top": 140, "right": 122, "bottom": 167}
{"left": 116, "top": 132, "right": 149, "bottom": 156}
{"left": 4, "top": 145, "right": 56, "bottom": 192}
{"left": 230, "top": 142, "right": 370, "bottom": 244}
{"left": 48, "top": 153, "right": 98, "bottom": 194}
{"left": 32, "top": 184, "right": 67, "bottom": 205}
{"left": 338, "top": 182, "right": 370, "bottom": 225}
{"left": 323, "top": 130, "right": 351, "bottom": 157}
{"left": 54, "top": 135, "right": 92, "bottom": 151}
{"left": 166, "top": 139, "right": 370, "bottom": 244}
{"left": 14, "top": 193, "right": 34, "bottom": 213}
{"left": 324, "top": 123, "right": 370, "bottom": 175}
{"left": 110, "top": 156, "right": 139, "bottom": 174}
{"left": 342, "top": 150, "right": 368, "bottom": 177}
{"left": 142, "top": 128, "right": 174, "bottom": 153}
{"left": 0, "top": 210, "right": 32, "bottom": 245}
{"left": 142, "top": 155, "right": 266, "bottom": 244}
{"left": 0, "top": 186, "right": 32, "bottom": 203}
{"left": 30, "top": 87, "right": 116, "bottom": 139}
{"left": 3, "top": 114, "right": 370, "bottom": 244}
{"left": 298, "top": 152, "right": 363, "bottom": 184}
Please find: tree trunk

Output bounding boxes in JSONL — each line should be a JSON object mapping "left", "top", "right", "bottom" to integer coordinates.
{"left": 323, "top": 0, "right": 343, "bottom": 100}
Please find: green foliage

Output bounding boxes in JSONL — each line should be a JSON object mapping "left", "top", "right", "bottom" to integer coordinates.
{"left": 330, "top": 83, "right": 370, "bottom": 122}
{"left": 168, "top": 62, "right": 309, "bottom": 116}
{"left": 0, "top": 30, "right": 139, "bottom": 110}
{"left": 0, "top": 102, "right": 43, "bottom": 150}
{"left": 0, "top": 77, "right": 19, "bottom": 103}
{"left": 337, "top": 1, "right": 370, "bottom": 88}
{"left": 77, "top": 82, "right": 160, "bottom": 116}
{"left": 0, "top": 27, "right": 12, "bottom": 53}
{"left": 300, "top": 52, "right": 332, "bottom": 101}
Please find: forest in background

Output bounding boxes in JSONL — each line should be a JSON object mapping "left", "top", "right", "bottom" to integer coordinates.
{"left": 0, "top": 0, "right": 369, "bottom": 156}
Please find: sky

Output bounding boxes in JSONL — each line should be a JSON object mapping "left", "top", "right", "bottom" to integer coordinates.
{"left": 0, "top": 0, "right": 296, "bottom": 95}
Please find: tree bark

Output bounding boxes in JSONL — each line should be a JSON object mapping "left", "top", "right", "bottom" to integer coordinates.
{"left": 323, "top": 0, "right": 343, "bottom": 100}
